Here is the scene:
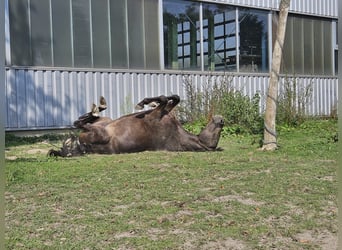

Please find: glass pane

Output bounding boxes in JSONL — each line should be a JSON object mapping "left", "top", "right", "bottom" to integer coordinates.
{"left": 239, "top": 9, "right": 269, "bottom": 73}
{"left": 313, "top": 20, "right": 323, "bottom": 75}
{"left": 323, "top": 20, "right": 332, "bottom": 75}
{"left": 303, "top": 18, "right": 314, "bottom": 74}
{"left": 51, "top": 0, "right": 72, "bottom": 67}
{"left": 110, "top": 0, "right": 128, "bottom": 68}
{"left": 30, "top": 0, "right": 52, "bottom": 66}
{"left": 203, "top": 3, "right": 236, "bottom": 71}
{"left": 9, "top": 0, "right": 31, "bottom": 65}
{"left": 127, "top": 0, "right": 144, "bottom": 68}
{"left": 292, "top": 17, "right": 304, "bottom": 74}
{"left": 144, "top": 0, "right": 160, "bottom": 69}
{"left": 163, "top": 0, "right": 200, "bottom": 70}
{"left": 72, "top": 0, "right": 92, "bottom": 67}
{"left": 92, "top": 0, "right": 110, "bottom": 68}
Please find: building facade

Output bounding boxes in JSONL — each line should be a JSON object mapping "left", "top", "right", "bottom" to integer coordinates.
{"left": 5, "top": 0, "right": 339, "bottom": 131}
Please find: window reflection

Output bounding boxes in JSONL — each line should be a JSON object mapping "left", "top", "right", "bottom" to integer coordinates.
{"left": 239, "top": 9, "right": 269, "bottom": 72}
{"left": 202, "top": 3, "right": 236, "bottom": 71}
{"left": 163, "top": 0, "right": 200, "bottom": 70}
{"left": 163, "top": 1, "right": 270, "bottom": 73}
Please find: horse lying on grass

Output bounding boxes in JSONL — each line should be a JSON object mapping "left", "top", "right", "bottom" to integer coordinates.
{"left": 48, "top": 95, "right": 224, "bottom": 157}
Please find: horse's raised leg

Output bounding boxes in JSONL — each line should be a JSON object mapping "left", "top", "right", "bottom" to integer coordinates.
{"left": 135, "top": 95, "right": 180, "bottom": 111}
{"left": 74, "top": 96, "right": 107, "bottom": 128}
{"left": 99, "top": 96, "right": 107, "bottom": 112}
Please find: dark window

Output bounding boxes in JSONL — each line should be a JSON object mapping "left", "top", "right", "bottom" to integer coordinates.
{"left": 239, "top": 9, "right": 269, "bottom": 73}
{"left": 202, "top": 3, "right": 236, "bottom": 71}
{"left": 163, "top": 0, "right": 269, "bottom": 72}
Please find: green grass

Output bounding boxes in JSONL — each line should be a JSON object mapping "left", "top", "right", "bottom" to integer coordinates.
{"left": 5, "top": 120, "right": 337, "bottom": 249}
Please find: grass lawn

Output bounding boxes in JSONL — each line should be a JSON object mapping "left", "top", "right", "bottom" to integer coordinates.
{"left": 5, "top": 120, "right": 337, "bottom": 249}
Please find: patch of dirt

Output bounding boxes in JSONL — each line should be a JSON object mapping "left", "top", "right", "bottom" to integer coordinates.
{"left": 5, "top": 155, "right": 17, "bottom": 160}
{"left": 26, "top": 148, "right": 49, "bottom": 155}
{"left": 294, "top": 230, "right": 337, "bottom": 250}
{"left": 200, "top": 238, "right": 247, "bottom": 250}
{"left": 212, "top": 195, "right": 264, "bottom": 206}
{"left": 114, "top": 230, "right": 138, "bottom": 239}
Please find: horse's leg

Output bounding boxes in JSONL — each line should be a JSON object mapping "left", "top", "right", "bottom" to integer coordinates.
{"left": 164, "top": 95, "right": 180, "bottom": 112}
{"left": 99, "top": 96, "right": 107, "bottom": 112}
{"left": 74, "top": 96, "right": 107, "bottom": 128}
{"left": 135, "top": 95, "right": 180, "bottom": 111}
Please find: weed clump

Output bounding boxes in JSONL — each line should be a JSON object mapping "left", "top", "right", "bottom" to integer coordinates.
{"left": 178, "top": 74, "right": 263, "bottom": 135}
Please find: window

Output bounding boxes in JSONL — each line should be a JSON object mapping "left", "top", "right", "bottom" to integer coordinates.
{"left": 163, "top": 0, "right": 269, "bottom": 72}
{"left": 8, "top": 0, "right": 160, "bottom": 69}
{"left": 163, "top": 0, "right": 200, "bottom": 70}
{"left": 9, "top": 0, "right": 32, "bottom": 66}
{"left": 239, "top": 9, "right": 269, "bottom": 73}
{"left": 202, "top": 3, "right": 236, "bottom": 71}
{"left": 281, "top": 14, "right": 334, "bottom": 75}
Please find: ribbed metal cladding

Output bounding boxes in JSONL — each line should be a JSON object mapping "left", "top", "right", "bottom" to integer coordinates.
{"left": 203, "top": 0, "right": 338, "bottom": 18}
{"left": 5, "top": 69, "right": 338, "bottom": 130}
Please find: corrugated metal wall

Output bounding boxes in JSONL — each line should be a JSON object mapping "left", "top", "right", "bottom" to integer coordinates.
{"left": 205, "top": 0, "right": 338, "bottom": 17}
{"left": 5, "top": 69, "right": 338, "bottom": 130}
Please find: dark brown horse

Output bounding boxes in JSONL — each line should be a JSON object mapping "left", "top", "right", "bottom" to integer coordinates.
{"left": 48, "top": 95, "right": 224, "bottom": 157}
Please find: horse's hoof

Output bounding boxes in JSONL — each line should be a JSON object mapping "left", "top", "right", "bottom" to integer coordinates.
{"left": 91, "top": 103, "right": 100, "bottom": 117}
{"left": 99, "top": 96, "right": 107, "bottom": 111}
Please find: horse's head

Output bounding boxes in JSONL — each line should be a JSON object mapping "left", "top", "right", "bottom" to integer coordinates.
{"left": 198, "top": 115, "right": 224, "bottom": 149}
{"left": 48, "top": 135, "right": 87, "bottom": 157}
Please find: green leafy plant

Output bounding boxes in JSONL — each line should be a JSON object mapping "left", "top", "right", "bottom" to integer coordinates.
{"left": 178, "top": 74, "right": 263, "bottom": 135}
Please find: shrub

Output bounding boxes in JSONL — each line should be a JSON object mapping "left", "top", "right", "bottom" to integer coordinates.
{"left": 177, "top": 74, "right": 263, "bottom": 135}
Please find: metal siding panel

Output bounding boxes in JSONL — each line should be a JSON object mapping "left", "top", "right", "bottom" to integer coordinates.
{"left": 101, "top": 72, "right": 110, "bottom": 116}
{"left": 17, "top": 70, "right": 27, "bottom": 128}
{"left": 4, "top": 69, "right": 339, "bottom": 130}
{"left": 69, "top": 71, "right": 78, "bottom": 123}
{"left": 25, "top": 70, "right": 35, "bottom": 127}
{"left": 53, "top": 72, "right": 62, "bottom": 127}
{"left": 6, "top": 69, "right": 17, "bottom": 128}
{"left": 34, "top": 71, "right": 44, "bottom": 127}
{"left": 60, "top": 72, "right": 70, "bottom": 126}
{"left": 44, "top": 71, "right": 53, "bottom": 127}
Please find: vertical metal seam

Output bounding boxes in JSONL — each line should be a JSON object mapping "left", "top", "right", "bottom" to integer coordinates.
{"left": 142, "top": 0, "right": 146, "bottom": 68}
{"left": 107, "top": 0, "right": 112, "bottom": 68}
{"left": 49, "top": 0, "right": 54, "bottom": 66}
{"left": 125, "top": 0, "right": 129, "bottom": 68}
{"left": 89, "top": 0, "right": 94, "bottom": 67}
{"left": 28, "top": 0, "right": 32, "bottom": 64}
{"left": 70, "top": 0, "right": 74, "bottom": 67}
